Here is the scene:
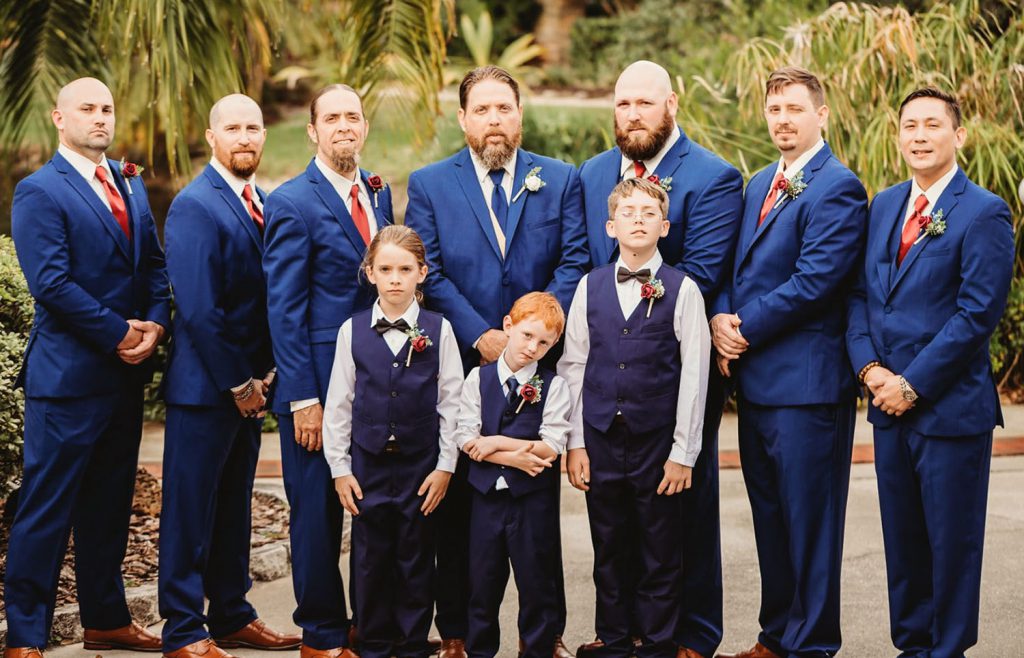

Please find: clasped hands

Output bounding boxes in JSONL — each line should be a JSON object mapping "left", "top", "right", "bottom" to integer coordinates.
{"left": 116, "top": 319, "right": 164, "bottom": 365}
{"left": 710, "top": 313, "right": 747, "bottom": 377}
{"left": 234, "top": 370, "right": 275, "bottom": 419}
{"left": 863, "top": 365, "right": 915, "bottom": 416}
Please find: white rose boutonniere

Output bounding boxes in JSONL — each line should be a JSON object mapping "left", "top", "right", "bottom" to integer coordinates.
{"left": 512, "top": 166, "right": 545, "bottom": 202}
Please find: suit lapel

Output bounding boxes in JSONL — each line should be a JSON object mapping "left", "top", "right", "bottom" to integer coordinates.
{"left": 503, "top": 150, "right": 533, "bottom": 249}
{"left": 206, "top": 165, "right": 263, "bottom": 254}
{"left": 888, "top": 170, "right": 965, "bottom": 297}
{"left": 55, "top": 154, "right": 131, "bottom": 261}
{"left": 735, "top": 170, "right": 773, "bottom": 269}
{"left": 306, "top": 160, "right": 368, "bottom": 254}
{"left": 454, "top": 149, "right": 502, "bottom": 261}
{"left": 650, "top": 126, "right": 690, "bottom": 182}
{"left": 106, "top": 162, "right": 145, "bottom": 270}
{"left": 359, "top": 169, "right": 391, "bottom": 232}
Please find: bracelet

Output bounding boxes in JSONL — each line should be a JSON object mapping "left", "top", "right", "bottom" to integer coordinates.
{"left": 858, "top": 360, "right": 881, "bottom": 384}
{"left": 233, "top": 379, "right": 256, "bottom": 402}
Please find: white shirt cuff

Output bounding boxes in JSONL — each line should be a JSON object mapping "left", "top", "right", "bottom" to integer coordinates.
{"left": 290, "top": 397, "right": 319, "bottom": 412}
{"left": 669, "top": 442, "right": 699, "bottom": 468}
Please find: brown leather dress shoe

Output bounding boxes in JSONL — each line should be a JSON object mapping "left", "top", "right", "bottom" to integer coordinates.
{"left": 553, "top": 635, "right": 575, "bottom": 658}
{"left": 163, "top": 639, "right": 235, "bottom": 658}
{"left": 298, "top": 645, "right": 358, "bottom": 658}
{"left": 4, "top": 648, "right": 45, "bottom": 658}
{"left": 84, "top": 621, "right": 162, "bottom": 652}
{"left": 437, "top": 638, "right": 467, "bottom": 658}
{"left": 214, "top": 619, "right": 301, "bottom": 650}
{"left": 677, "top": 647, "right": 707, "bottom": 658}
{"left": 574, "top": 638, "right": 604, "bottom": 658}
{"left": 714, "top": 642, "right": 781, "bottom": 658}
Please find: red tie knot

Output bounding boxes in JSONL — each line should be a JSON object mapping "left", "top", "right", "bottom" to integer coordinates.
{"left": 242, "top": 183, "right": 254, "bottom": 202}
{"left": 95, "top": 165, "right": 109, "bottom": 182}
{"left": 633, "top": 161, "right": 646, "bottom": 178}
{"left": 914, "top": 193, "right": 929, "bottom": 215}
{"left": 350, "top": 183, "right": 361, "bottom": 200}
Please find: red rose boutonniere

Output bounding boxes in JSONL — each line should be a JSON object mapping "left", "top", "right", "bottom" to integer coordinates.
{"left": 516, "top": 374, "right": 545, "bottom": 413}
{"left": 366, "top": 174, "right": 385, "bottom": 208}
{"left": 119, "top": 157, "right": 145, "bottom": 195}
{"left": 640, "top": 278, "right": 665, "bottom": 318}
{"left": 647, "top": 174, "right": 673, "bottom": 193}
{"left": 403, "top": 323, "right": 433, "bottom": 367}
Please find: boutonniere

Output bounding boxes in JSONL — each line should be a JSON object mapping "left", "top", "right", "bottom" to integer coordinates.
{"left": 119, "top": 157, "right": 144, "bottom": 195}
{"left": 403, "top": 323, "right": 433, "bottom": 367}
{"left": 915, "top": 208, "right": 946, "bottom": 243}
{"left": 640, "top": 278, "right": 665, "bottom": 318}
{"left": 511, "top": 166, "right": 545, "bottom": 202}
{"left": 774, "top": 171, "right": 807, "bottom": 208}
{"left": 647, "top": 174, "right": 673, "bottom": 193}
{"left": 366, "top": 174, "right": 385, "bottom": 208}
{"left": 515, "top": 374, "right": 544, "bottom": 413}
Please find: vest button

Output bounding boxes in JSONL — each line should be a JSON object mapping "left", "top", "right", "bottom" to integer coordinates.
{"left": 391, "top": 391, "right": 398, "bottom": 398}
{"left": 392, "top": 362, "right": 399, "bottom": 368}
{"left": 622, "top": 328, "right": 630, "bottom": 335}
{"left": 617, "top": 397, "right": 625, "bottom": 404}
{"left": 389, "top": 422, "right": 397, "bottom": 429}
{"left": 618, "top": 362, "right": 626, "bottom": 370}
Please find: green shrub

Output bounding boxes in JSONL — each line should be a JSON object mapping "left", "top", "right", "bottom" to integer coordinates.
{"left": 0, "top": 234, "right": 32, "bottom": 499}
{"left": 520, "top": 109, "right": 612, "bottom": 166}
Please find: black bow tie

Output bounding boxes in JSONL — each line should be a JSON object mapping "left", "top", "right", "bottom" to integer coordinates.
{"left": 617, "top": 267, "right": 652, "bottom": 284}
{"left": 374, "top": 317, "right": 411, "bottom": 335}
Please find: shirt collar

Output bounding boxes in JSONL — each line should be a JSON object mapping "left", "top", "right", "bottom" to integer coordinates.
{"left": 614, "top": 250, "right": 664, "bottom": 279}
{"left": 469, "top": 148, "right": 517, "bottom": 185}
{"left": 210, "top": 157, "right": 256, "bottom": 200}
{"left": 314, "top": 155, "right": 365, "bottom": 198}
{"left": 774, "top": 137, "right": 826, "bottom": 180}
{"left": 370, "top": 298, "right": 421, "bottom": 326}
{"left": 910, "top": 163, "right": 959, "bottom": 214}
{"left": 619, "top": 125, "right": 680, "bottom": 178}
{"left": 497, "top": 349, "right": 538, "bottom": 385}
{"left": 58, "top": 143, "right": 111, "bottom": 182}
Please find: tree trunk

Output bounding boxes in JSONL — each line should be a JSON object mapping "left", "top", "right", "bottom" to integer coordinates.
{"left": 534, "top": 0, "right": 587, "bottom": 67}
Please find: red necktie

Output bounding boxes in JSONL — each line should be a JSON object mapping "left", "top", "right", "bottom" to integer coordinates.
{"left": 633, "top": 161, "right": 646, "bottom": 178}
{"left": 758, "top": 172, "right": 787, "bottom": 226}
{"left": 242, "top": 184, "right": 264, "bottom": 232}
{"left": 94, "top": 166, "right": 130, "bottom": 238}
{"left": 897, "top": 194, "right": 930, "bottom": 266}
{"left": 349, "top": 184, "right": 371, "bottom": 246}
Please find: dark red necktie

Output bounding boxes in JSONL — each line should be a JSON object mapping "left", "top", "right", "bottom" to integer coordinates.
{"left": 758, "top": 172, "right": 787, "bottom": 226}
{"left": 349, "top": 184, "right": 371, "bottom": 246}
{"left": 633, "top": 160, "right": 646, "bottom": 178}
{"left": 897, "top": 194, "right": 930, "bottom": 266}
{"left": 242, "top": 184, "right": 264, "bottom": 232}
{"left": 94, "top": 166, "right": 130, "bottom": 238}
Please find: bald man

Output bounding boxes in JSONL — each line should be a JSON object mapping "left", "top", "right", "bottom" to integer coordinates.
{"left": 575, "top": 61, "right": 742, "bottom": 658}
{"left": 157, "top": 94, "right": 300, "bottom": 658}
{"left": 6, "top": 77, "right": 171, "bottom": 658}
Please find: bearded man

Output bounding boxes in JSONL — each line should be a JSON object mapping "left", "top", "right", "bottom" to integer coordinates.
{"left": 404, "top": 65, "right": 588, "bottom": 658}
{"left": 575, "top": 61, "right": 743, "bottom": 658}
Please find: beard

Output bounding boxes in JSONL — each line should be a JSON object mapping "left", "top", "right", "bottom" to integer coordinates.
{"left": 327, "top": 149, "right": 358, "bottom": 175}
{"left": 466, "top": 126, "right": 522, "bottom": 171}
{"left": 615, "top": 109, "right": 676, "bottom": 162}
{"left": 228, "top": 149, "right": 262, "bottom": 178}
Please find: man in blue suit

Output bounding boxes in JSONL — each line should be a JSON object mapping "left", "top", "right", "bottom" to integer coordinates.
{"left": 263, "top": 84, "right": 393, "bottom": 658}
{"left": 575, "top": 60, "right": 743, "bottom": 658}
{"left": 847, "top": 88, "right": 1014, "bottom": 658}
{"left": 159, "top": 94, "right": 301, "bottom": 658}
{"left": 405, "top": 66, "right": 588, "bottom": 658}
{"left": 5, "top": 77, "right": 170, "bottom": 658}
{"left": 711, "top": 67, "right": 866, "bottom": 658}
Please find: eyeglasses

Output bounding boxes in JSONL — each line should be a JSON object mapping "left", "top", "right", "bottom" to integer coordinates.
{"left": 615, "top": 210, "right": 663, "bottom": 222}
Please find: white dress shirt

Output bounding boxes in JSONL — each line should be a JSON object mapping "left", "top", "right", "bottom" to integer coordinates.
{"left": 210, "top": 157, "right": 262, "bottom": 214}
{"left": 321, "top": 299, "right": 464, "bottom": 478}
{"left": 762, "top": 137, "right": 826, "bottom": 209}
{"left": 558, "top": 251, "right": 711, "bottom": 466}
{"left": 619, "top": 125, "right": 681, "bottom": 180}
{"left": 468, "top": 149, "right": 517, "bottom": 255}
{"left": 453, "top": 351, "right": 572, "bottom": 490}
{"left": 902, "top": 163, "right": 958, "bottom": 230}
{"left": 58, "top": 144, "right": 115, "bottom": 211}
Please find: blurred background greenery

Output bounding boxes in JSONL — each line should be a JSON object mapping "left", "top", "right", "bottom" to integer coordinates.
{"left": 1, "top": 0, "right": 1022, "bottom": 457}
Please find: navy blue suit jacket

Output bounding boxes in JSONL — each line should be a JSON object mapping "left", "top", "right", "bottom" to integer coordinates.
{"left": 578, "top": 126, "right": 744, "bottom": 302}
{"left": 405, "top": 147, "right": 589, "bottom": 364}
{"left": 847, "top": 168, "right": 1014, "bottom": 436}
{"left": 163, "top": 164, "right": 274, "bottom": 406}
{"left": 263, "top": 159, "right": 393, "bottom": 413}
{"left": 11, "top": 151, "right": 171, "bottom": 397}
{"left": 715, "top": 143, "right": 867, "bottom": 406}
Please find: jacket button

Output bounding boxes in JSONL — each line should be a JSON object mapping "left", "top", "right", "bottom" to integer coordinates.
{"left": 392, "top": 362, "right": 399, "bottom": 368}
{"left": 502, "top": 277, "right": 510, "bottom": 285}
{"left": 618, "top": 363, "right": 626, "bottom": 370}
{"left": 622, "top": 328, "right": 630, "bottom": 335}
{"left": 884, "top": 305, "right": 892, "bottom": 314}
{"left": 390, "top": 391, "right": 398, "bottom": 398}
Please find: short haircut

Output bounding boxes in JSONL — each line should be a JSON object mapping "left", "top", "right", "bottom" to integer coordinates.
{"left": 508, "top": 291, "right": 566, "bottom": 337}
{"left": 458, "top": 65, "right": 520, "bottom": 109}
{"left": 309, "top": 83, "right": 361, "bottom": 124}
{"left": 899, "top": 86, "right": 962, "bottom": 128}
{"left": 607, "top": 177, "right": 669, "bottom": 220}
{"left": 765, "top": 66, "right": 826, "bottom": 108}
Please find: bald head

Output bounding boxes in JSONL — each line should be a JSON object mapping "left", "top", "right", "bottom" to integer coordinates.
{"left": 615, "top": 61, "right": 673, "bottom": 100}
{"left": 56, "top": 77, "right": 113, "bottom": 112}
{"left": 52, "top": 77, "right": 115, "bottom": 162}
{"left": 209, "top": 93, "right": 263, "bottom": 130}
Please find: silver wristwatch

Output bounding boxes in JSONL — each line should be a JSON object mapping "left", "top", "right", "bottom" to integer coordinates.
{"left": 898, "top": 376, "right": 918, "bottom": 403}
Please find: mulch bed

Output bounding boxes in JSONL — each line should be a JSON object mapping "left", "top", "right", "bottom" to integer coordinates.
{"left": 0, "top": 468, "right": 289, "bottom": 620}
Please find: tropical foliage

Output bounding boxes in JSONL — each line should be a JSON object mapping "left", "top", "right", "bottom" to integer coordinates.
{"left": 0, "top": 234, "right": 31, "bottom": 499}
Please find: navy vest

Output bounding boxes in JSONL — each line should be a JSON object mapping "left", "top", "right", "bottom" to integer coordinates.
{"left": 582, "top": 263, "right": 684, "bottom": 434}
{"left": 467, "top": 362, "right": 558, "bottom": 498}
{"left": 350, "top": 309, "right": 442, "bottom": 456}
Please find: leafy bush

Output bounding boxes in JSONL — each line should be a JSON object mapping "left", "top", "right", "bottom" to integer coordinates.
{"left": 0, "top": 233, "right": 32, "bottom": 499}
{"left": 520, "top": 109, "right": 612, "bottom": 166}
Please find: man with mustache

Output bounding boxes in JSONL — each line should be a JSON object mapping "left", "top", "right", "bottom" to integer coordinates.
{"left": 575, "top": 60, "right": 743, "bottom": 658}
{"left": 5, "top": 77, "right": 170, "bottom": 658}
{"left": 158, "top": 94, "right": 300, "bottom": 658}
{"left": 263, "top": 84, "right": 394, "bottom": 658}
{"left": 711, "top": 67, "right": 866, "bottom": 658}
{"left": 405, "top": 65, "right": 588, "bottom": 658}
